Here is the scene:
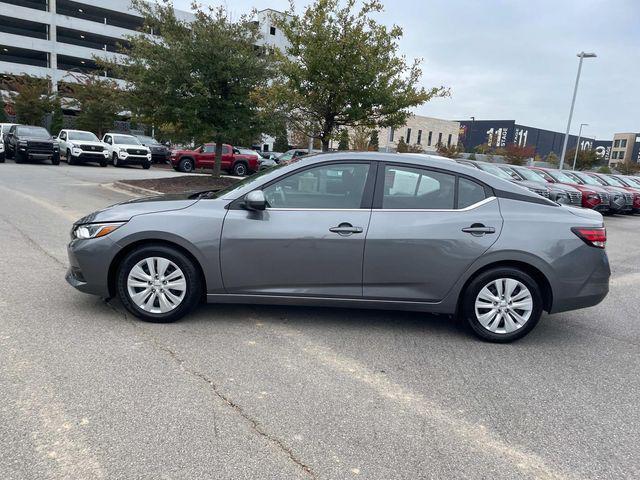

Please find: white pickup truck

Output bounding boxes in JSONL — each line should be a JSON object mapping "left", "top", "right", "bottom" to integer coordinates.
{"left": 56, "top": 129, "right": 110, "bottom": 167}
{"left": 102, "top": 133, "right": 152, "bottom": 169}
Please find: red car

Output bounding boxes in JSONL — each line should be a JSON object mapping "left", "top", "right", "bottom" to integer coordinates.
{"left": 590, "top": 173, "right": 640, "bottom": 213}
{"left": 170, "top": 143, "right": 260, "bottom": 176}
{"left": 529, "top": 166, "right": 608, "bottom": 212}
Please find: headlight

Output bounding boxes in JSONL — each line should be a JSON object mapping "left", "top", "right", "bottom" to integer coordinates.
{"left": 146, "top": 153, "right": 152, "bottom": 159}
{"left": 73, "top": 222, "right": 126, "bottom": 239}
{"left": 72, "top": 147, "right": 82, "bottom": 155}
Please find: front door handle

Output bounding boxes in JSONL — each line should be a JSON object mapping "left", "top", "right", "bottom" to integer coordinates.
{"left": 329, "top": 223, "right": 363, "bottom": 236}
{"left": 462, "top": 224, "right": 496, "bottom": 235}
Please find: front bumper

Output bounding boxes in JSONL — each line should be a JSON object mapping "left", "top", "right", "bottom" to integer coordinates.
{"left": 119, "top": 154, "right": 150, "bottom": 165}
{"left": 74, "top": 152, "right": 108, "bottom": 163}
{"left": 66, "top": 236, "right": 118, "bottom": 297}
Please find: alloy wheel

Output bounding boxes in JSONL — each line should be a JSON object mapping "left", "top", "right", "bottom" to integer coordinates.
{"left": 126, "top": 257, "right": 187, "bottom": 314}
{"left": 474, "top": 278, "right": 533, "bottom": 334}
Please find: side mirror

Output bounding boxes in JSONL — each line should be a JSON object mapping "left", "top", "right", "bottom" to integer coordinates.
{"left": 245, "top": 190, "right": 266, "bottom": 211}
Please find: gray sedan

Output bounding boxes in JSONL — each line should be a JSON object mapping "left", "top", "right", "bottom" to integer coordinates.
{"left": 66, "top": 153, "right": 610, "bottom": 342}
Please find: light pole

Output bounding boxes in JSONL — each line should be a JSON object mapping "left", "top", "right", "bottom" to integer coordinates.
{"left": 571, "top": 123, "right": 588, "bottom": 170}
{"left": 559, "top": 52, "right": 597, "bottom": 170}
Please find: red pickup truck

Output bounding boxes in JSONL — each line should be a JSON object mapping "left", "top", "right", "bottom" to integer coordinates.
{"left": 170, "top": 143, "right": 259, "bottom": 176}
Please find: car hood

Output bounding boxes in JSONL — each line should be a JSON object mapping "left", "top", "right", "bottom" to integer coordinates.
{"left": 69, "top": 140, "right": 104, "bottom": 147}
{"left": 515, "top": 179, "right": 548, "bottom": 191}
{"left": 74, "top": 193, "right": 199, "bottom": 224}
{"left": 545, "top": 183, "right": 580, "bottom": 193}
{"left": 115, "top": 144, "right": 150, "bottom": 150}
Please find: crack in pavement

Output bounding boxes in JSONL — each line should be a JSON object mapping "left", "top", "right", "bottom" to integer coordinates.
{"left": 103, "top": 299, "right": 316, "bottom": 479}
{"left": 0, "top": 215, "right": 66, "bottom": 269}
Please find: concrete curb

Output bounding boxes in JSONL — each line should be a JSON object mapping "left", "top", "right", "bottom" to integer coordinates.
{"left": 110, "top": 181, "right": 162, "bottom": 197}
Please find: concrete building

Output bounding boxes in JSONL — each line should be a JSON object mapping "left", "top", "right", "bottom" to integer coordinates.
{"left": 376, "top": 115, "right": 460, "bottom": 153}
{"left": 608, "top": 133, "right": 640, "bottom": 167}
{"left": 0, "top": 0, "right": 191, "bottom": 92}
{"left": 254, "top": 8, "right": 291, "bottom": 54}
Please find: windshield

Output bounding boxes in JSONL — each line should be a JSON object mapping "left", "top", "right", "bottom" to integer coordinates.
{"left": 513, "top": 167, "right": 547, "bottom": 182}
{"left": 17, "top": 126, "right": 50, "bottom": 138}
{"left": 113, "top": 135, "right": 140, "bottom": 145}
{"left": 602, "top": 175, "right": 624, "bottom": 187}
{"left": 477, "top": 163, "right": 513, "bottom": 180}
{"left": 574, "top": 172, "right": 603, "bottom": 186}
{"left": 623, "top": 176, "right": 640, "bottom": 187}
{"left": 68, "top": 131, "right": 99, "bottom": 141}
{"left": 137, "top": 136, "right": 158, "bottom": 144}
{"left": 546, "top": 169, "right": 578, "bottom": 184}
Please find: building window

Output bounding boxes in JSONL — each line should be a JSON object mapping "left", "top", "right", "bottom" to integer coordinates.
{"left": 427, "top": 131, "right": 432, "bottom": 146}
{"left": 612, "top": 151, "right": 618, "bottom": 159}
{"left": 620, "top": 139, "right": 627, "bottom": 148}
{"left": 438, "top": 132, "right": 443, "bottom": 145}
{"left": 269, "top": 26, "right": 276, "bottom": 35}
{"left": 389, "top": 128, "right": 395, "bottom": 142}
{"left": 614, "top": 139, "right": 620, "bottom": 147}
{"left": 447, "top": 134, "right": 452, "bottom": 146}
{"left": 619, "top": 151, "right": 624, "bottom": 160}
{"left": 417, "top": 130, "right": 422, "bottom": 144}
{"left": 406, "top": 128, "right": 412, "bottom": 144}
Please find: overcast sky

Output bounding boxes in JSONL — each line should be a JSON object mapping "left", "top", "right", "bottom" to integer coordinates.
{"left": 170, "top": 0, "right": 638, "bottom": 139}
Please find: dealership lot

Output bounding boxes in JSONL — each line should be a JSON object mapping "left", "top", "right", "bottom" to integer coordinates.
{"left": 1, "top": 161, "right": 639, "bottom": 479}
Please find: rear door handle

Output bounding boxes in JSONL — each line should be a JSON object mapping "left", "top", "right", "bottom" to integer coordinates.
{"left": 329, "top": 223, "right": 363, "bottom": 236}
{"left": 462, "top": 224, "right": 496, "bottom": 235}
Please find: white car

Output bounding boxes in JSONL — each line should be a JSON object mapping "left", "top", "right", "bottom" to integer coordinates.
{"left": 57, "top": 129, "right": 109, "bottom": 167}
{"left": 0, "top": 122, "right": 18, "bottom": 162}
{"left": 102, "top": 133, "right": 152, "bottom": 169}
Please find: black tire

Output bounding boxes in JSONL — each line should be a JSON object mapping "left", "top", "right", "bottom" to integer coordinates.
{"left": 232, "top": 161, "right": 248, "bottom": 176}
{"left": 142, "top": 161, "right": 151, "bottom": 170}
{"left": 461, "top": 267, "right": 543, "bottom": 343}
{"left": 116, "top": 244, "right": 202, "bottom": 323}
{"left": 178, "top": 158, "right": 194, "bottom": 173}
{"left": 100, "top": 158, "right": 108, "bottom": 167}
{"left": 112, "top": 153, "right": 120, "bottom": 167}
{"left": 67, "top": 149, "right": 76, "bottom": 165}
{"left": 5, "top": 146, "right": 13, "bottom": 159}
{"left": 14, "top": 150, "right": 24, "bottom": 164}
{"left": 51, "top": 153, "right": 60, "bottom": 165}
{"left": 0, "top": 153, "right": 4, "bottom": 163}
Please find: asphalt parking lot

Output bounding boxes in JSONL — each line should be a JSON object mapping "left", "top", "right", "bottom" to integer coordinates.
{"left": 1, "top": 160, "right": 639, "bottom": 480}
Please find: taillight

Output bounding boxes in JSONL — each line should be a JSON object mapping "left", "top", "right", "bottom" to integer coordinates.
{"left": 571, "top": 227, "right": 606, "bottom": 249}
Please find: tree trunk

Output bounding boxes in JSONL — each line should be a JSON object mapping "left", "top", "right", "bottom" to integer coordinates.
{"left": 321, "top": 138, "right": 330, "bottom": 152}
{"left": 213, "top": 141, "right": 223, "bottom": 177}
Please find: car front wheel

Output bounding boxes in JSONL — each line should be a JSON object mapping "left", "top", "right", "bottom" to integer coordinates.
{"left": 116, "top": 245, "right": 202, "bottom": 323}
{"left": 232, "top": 162, "right": 248, "bottom": 176}
{"left": 462, "top": 267, "right": 542, "bottom": 343}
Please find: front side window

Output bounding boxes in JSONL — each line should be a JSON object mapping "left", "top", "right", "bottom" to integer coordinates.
{"left": 382, "top": 166, "right": 455, "bottom": 209}
{"left": 222, "top": 145, "right": 231, "bottom": 154}
{"left": 264, "top": 163, "right": 370, "bottom": 209}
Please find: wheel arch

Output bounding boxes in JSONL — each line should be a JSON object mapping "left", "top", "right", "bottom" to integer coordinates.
{"left": 456, "top": 260, "right": 553, "bottom": 315}
{"left": 107, "top": 239, "right": 207, "bottom": 299}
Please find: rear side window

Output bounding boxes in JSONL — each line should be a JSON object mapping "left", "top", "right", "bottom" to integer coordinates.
{"left": 382, "top": 166, "right": 455, "bottom": 209}
{"left": 458, "top": 177, "right": 486, "bottom": 208}
{"left": 203, "top": 145, "right": 215, "bottom": 153}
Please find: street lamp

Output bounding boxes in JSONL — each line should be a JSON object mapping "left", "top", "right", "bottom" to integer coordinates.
{"left": 559, "top": 52, "right": 597, "bottom": 170}
{"left": 571, "top": 123, "right": 588, "bottom": 170}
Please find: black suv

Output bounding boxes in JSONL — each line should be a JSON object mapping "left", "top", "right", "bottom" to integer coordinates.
{"left": 6, "top": 125, "right": 60, "bottom": 165}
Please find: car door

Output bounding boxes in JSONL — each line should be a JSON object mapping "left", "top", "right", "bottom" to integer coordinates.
{"left": 220, "top": 161, "right": 375, "bottom": 297}
{"left": 363, "top": 163, "right": 503, "bottom": 302}
{"left": 58, "top": 131, "right": 68, "bottom": 154}
{"left": 103, "top": 135, "right": 112, "bottom": 155}
{"left": 196, "top": 144, "right": 216, "bottom": 169}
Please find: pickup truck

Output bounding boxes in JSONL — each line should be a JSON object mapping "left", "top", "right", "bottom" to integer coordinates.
{"left": 6, "top": 125, "right": 59, "bottom": 165}
{"left": 170, "top": 143, "right": 260, "bottom": 176}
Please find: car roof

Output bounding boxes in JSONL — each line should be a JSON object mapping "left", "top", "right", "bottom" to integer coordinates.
{"left": 222, "top": 152, "right": 541, "bottom": 201}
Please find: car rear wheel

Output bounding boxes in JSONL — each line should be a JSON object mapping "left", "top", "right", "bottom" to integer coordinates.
{"left": 462, "top": 267, "right": 542, "bottom": 342}
{"left": 116, "top": 245, "right": 201, "bottom": 323}
{"left": 178, "top": 158, "right": 194, "bottom": 173}
{"left": 232, "top": 162, "right": 248, "bottom": 176}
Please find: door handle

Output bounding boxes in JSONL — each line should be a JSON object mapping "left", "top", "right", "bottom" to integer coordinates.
{"left": 329, "top": 223, "right": 363, "bottom": 236}
{"left": 462, "top": 224, "right": 495, "bottom": 235}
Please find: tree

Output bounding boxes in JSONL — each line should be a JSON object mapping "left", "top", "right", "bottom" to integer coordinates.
{"left": 616, "top": 159, "right": 640, "bottom": 175}
{"left": 545, "top": 152, "right": 559, "bottom": 167}
{"left": 369, "top": 130, "right": 379, "bottom": 151}
{"left": 351, "top": 125, "right": 371, "bottom": 151}
{"left": 337, "top": 129, "right": 350, "bottom": 150}
{"left": 436, "top": 142, "right": 463, "bottom": 159}
{"left": 67, "top": 73, "right": 125, "bottom": 138}
{"left": 273, "top": 119, "right": 290, "bottom": 152}
{"left": 0, "top": 95, "right": 7, "bottom": 123}
{"left": 597, "top": 165, "right": 612, "bottom": 174}
{"left": 474, "top": 143, "right": 491, "bottom": 154}
{"left": 396, "top": 136, "right": 408, "bottom": 153}
{"left": 111, "top": 1, "right": 273, "bottom": 176}
{"left": 502, "top": 144, "right": 535, "bottom": 165}
{"left": 567, "top": 148, "right": 598, "bottom": 171}
{"left": 267, "top": 0, "right": 448, "bottom": 151}
{"left": 8, "top": 75, "right": 56, "bottom": 126}
{"left": 49, "top": 103, "right": 64, "bottom": 136}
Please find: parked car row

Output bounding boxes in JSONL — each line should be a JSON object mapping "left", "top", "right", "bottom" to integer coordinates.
{"left": 457, "top": 159, "right": 640, "bottom": 214}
